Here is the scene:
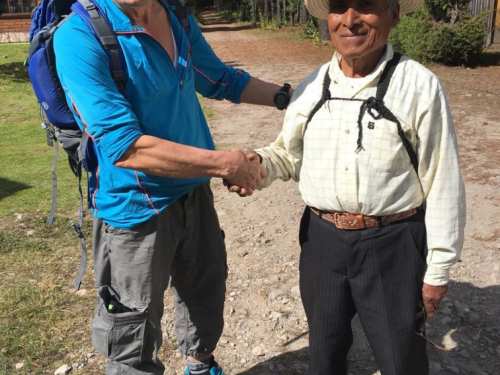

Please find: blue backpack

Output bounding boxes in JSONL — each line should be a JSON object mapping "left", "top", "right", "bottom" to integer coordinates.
{"left": 26, "top": 0, "right": 190, "bottom": 289}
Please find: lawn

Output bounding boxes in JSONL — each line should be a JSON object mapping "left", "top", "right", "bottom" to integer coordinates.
{"left": 0, "top": 43, "right": 102, "bottom": 374}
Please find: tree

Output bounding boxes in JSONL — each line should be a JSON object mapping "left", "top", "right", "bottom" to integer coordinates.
{"left": 299, "top": 0, "right": 308, "bottom": 25}
{"left": 320, "top": 19, "right": 329, "bottom": 41}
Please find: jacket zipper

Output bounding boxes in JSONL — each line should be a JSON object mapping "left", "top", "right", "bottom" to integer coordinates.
{"left": 129, "top": 26, "right": 187, "bottom": 89}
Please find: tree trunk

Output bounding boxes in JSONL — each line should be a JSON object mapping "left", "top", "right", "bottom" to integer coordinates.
{"left": 320, "top": 19, "right": 330, "bottom": 41}
{"left": 300, "top": 0, "right": 308, "bottom": 24}
{"left": 252, "top": 0, "right": 257, "bottom": 24}
{"left": 276, "top": 0, "right": 281, "bottom": 24}
{"left": 264, "top": 0, "right": 270, "bottom": 21}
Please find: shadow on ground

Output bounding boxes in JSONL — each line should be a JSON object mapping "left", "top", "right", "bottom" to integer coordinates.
{"left": 0, "top": 61, "right": 30, "bottom": 83}
{"left": 0, "top": 178, "right": 31, "bottom": 200}
{"left": 236, "top": 281, "right": 500, "bottom": 375}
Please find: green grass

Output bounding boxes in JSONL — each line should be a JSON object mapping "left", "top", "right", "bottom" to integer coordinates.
{"left": 0, "top": 42, "right": 219, "bottom": 374}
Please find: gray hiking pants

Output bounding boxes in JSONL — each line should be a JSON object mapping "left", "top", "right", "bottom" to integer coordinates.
{"left": 91, "top": 183, "right": 227, "bottom": 375}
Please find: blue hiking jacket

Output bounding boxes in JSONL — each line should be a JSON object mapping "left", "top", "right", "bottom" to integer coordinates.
{"left": 54, "top": 0, "right": 250, "bottom": 229}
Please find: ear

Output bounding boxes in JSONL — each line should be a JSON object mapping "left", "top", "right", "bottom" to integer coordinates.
{"left": 390, "top": 2, "right": 400, "bottom": 29}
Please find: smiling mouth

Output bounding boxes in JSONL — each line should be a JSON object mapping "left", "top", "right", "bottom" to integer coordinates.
{"left": 341, "top": 33, "right": 368, "bottom": 37}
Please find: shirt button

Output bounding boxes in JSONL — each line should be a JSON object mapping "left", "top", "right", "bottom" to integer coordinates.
{"left": 345, "top": 129, "right": 350, "bottom": 134}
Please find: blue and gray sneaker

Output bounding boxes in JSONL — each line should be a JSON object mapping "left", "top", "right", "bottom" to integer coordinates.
{"left": 185, "top": 364, "right": 226, "bottom": 375}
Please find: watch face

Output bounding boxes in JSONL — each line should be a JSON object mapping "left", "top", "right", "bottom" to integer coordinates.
{"left": 275, "top": 93, "right": 288, "bottom": 106}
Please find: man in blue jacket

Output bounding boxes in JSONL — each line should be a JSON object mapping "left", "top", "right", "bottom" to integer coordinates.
{"left": 54, "top": 0, "right": 292, "bottom": 374}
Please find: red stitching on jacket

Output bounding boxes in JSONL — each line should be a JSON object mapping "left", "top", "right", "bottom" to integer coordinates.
{"left": 193, "top": 65, "right": 229, "bottom": 86}
{"left": 134, "top": 171, "right": 160, "bottom": 215}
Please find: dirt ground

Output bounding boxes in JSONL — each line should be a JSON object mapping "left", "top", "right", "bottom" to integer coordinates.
{"left": 74, "top": 10, "right": 500, "bottom": 375}
{"left": 158, "top": 10, "right": 500, "bottom": 375}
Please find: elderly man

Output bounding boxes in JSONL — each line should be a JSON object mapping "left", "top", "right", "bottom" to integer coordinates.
{"left": 234, "top": 0, "right": 466, "bottom": 373}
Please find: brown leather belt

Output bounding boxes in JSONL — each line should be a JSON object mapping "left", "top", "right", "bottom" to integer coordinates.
{"left": 310, "top": 207, "right": 419, "bottom": 230}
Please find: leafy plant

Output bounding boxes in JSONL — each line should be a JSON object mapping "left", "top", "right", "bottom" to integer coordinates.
{"left": 389, "top": 4, "right": 487, "bottom": 66}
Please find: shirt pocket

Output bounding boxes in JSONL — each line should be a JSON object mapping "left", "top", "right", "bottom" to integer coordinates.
{"left": 367, "top": 118, "right": 414, "bottom": 173}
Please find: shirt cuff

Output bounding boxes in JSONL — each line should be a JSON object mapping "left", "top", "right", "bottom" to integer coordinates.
{"left": 423, "top": 265, "right": 450, "bottom": 286}
{"left": 256, "top": 150, "right": 271, "bottom": 189}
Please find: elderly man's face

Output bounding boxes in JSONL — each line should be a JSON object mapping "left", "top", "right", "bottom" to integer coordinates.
{"left": 328, "top": 0, "right": 399, "bottom": 70}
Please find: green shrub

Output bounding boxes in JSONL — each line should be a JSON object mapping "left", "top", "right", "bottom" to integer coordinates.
{"left": 389, "top": 7, "right": 435, "bottom": 63}
{"left": 429, "top": 13, "right": 486, "bottom": 65}
{"left": 389, "top": 6, "right": 486, "bottom": 66}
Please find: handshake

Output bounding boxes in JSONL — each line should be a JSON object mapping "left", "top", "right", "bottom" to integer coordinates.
{"left": 222, "top": 148, "right": 266, "bottom": 197}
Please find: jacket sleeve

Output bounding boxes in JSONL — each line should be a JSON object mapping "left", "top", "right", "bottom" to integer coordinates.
{"left": 188, "top": 14, "right": 250, "bottom": 103}
{"left": 53, "top": 17, "right": 143, "bottom": 165}
{"left": 255, "top": 67, "right": 325, "bottom": 188}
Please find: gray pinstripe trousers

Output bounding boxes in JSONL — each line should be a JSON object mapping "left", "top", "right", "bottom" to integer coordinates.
{"left": 299, "top": 207, "right": 429, "bottom": 375}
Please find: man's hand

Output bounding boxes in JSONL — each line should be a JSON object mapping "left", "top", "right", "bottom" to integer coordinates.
{"left": 422, "top": 283, "right": 448, "bottom": 319}
{"left": 223, "top": 149, "right": 266, "bottom": 196}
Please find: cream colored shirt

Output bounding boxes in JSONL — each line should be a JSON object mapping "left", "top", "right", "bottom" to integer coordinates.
{"left": 257, "top": 44, "right": 466, "bottom": 286}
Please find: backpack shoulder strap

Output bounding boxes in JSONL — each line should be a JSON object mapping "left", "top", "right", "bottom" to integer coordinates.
{"left": 304, "top": 66, "right": 331, "bottom": 132}
{"left": 165, "top": 0, "right": 191, "bottom": 35}
{"left": 374, "top": 52, "right": 419, "bottom": 173}
{"left": 72, "top": 0, "right": 126, "bottom": 93}
{"left": 376, "top": 52, "right": 402, "bottom": 101}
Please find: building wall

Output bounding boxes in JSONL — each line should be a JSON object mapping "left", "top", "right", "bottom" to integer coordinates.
{"left": 0, "top": 16, "right": 32, "bottom": 33}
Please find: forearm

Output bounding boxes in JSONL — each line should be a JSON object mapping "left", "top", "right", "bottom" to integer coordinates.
{"left": 116, "top": 135, "right": 230, "bottom": 179}
{"left": 240, "top": 76, "right": 285, "bottom": 107}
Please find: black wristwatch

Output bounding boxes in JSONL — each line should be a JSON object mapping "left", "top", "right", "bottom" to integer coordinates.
{"left": 274, "top": 83, "right": 291, "bottom": 110}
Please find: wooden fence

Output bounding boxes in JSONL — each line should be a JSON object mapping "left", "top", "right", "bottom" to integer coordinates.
{"left": 468, "top": 0, "right": 499, "bottom": 45}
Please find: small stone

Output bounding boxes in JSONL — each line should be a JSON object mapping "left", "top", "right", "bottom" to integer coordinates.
{"left": 458, "top": 350, "right": 471, "bottom": 359}
{"left": 441, "top": 316, "right": 453, "bottom": 325}
{"left": 442, "top": 306, "right": 452, "bottom": 315}
{"left": 268, "top": 289, "right": 287, "bottom": 301}
{"left": 291, "top": 285, "right": 301, "bottom": 298}
{"left": 252, "top": 345, "right": 265, "bottom": 356}
{"left": 75, "top": 289, "right": 89, "bottom": 297}
{"left": 237, "top": 249, "right": 248, "bottom": 258}
{"left": 269, "top": 311, "right": 282, "bottom": 320}
{"left": 430, "top": 362, "right": 441, "bottom": 371}
{"left": 15, "top": 362, "right": 24, "bottom": 370}
{"left": 446, "top": 366, "right": 460, "bottom": 374}
{"left": 479, "top": 354, "right": 487, "bottom": 359}
{"left": 54, "top": 364, "right": 72, "bottom": 375}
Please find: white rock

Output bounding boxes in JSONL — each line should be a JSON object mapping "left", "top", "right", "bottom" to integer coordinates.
{"left": 291, "top": 285, "right": 301, "bottom": 298}
{"left": 54, "top": 364, "right": 72, "bottom": 375}
{"left": 268, "top": 289, "right": 287, "bottom": 301}
{"left": 269, "top": 311, "right": 282, "bottom": 320}
{"left": 15, "top": 362, "right": 24, "bottom": 370}
{"left": 251, "top": 346, "right": 265, "bottom": 356}
{"left": 75, "top": 289, "right": 89, "bottom": 296}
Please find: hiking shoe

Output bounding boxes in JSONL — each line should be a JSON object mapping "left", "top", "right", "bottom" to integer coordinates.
{"left": 185, "top": 364, "right": 226, "bottom": 375}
